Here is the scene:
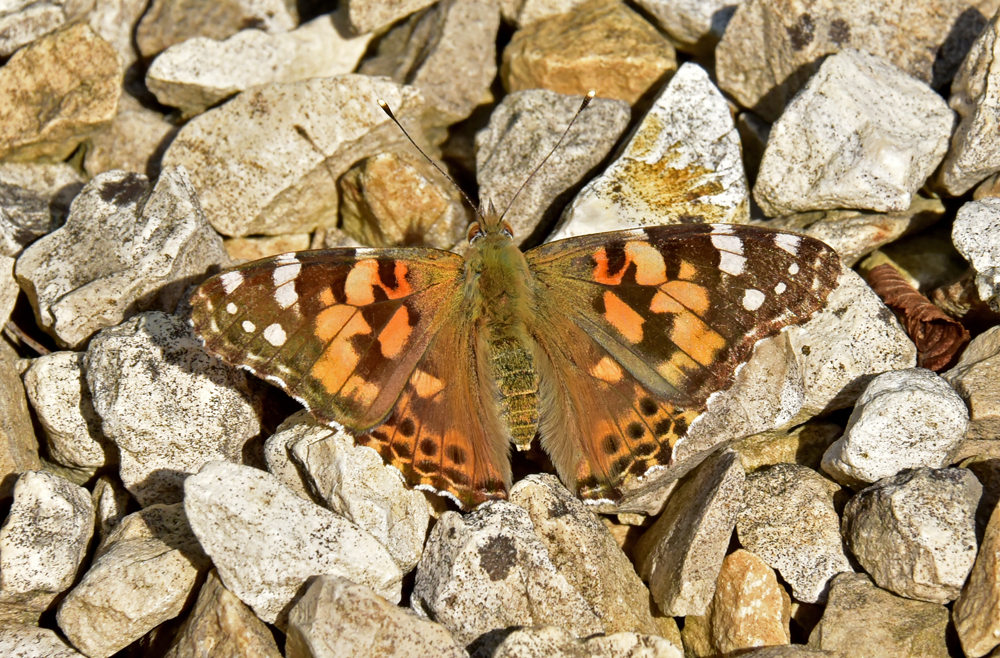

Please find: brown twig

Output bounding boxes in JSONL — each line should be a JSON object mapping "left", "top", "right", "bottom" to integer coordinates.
{"left": 3, "top": 321, "right": 50, "bottom": 356}
{"left": 867, "top": 264, "right": 969, "bottom": 371}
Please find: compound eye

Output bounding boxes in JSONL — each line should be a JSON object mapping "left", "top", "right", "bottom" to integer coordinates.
{"left": 467, "top": 221, "right": 484, "bottom": 243}
{"left": 501, "top": 221, "right": 514, "bottom": 238}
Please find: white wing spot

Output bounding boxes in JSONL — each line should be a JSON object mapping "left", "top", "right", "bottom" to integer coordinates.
{"left": 789, "top": 263, "right": 800, "bottom": 275}
{"left": 711, "top": 223, "right": 735, "bottom": 234}
{"left": 775, "top": 233, "right": 801, "bottom": 255}
{"left": 718, "top": 251, "right": 746, "bottom": 276}
{"left": 275, "top": 252, "right": 299, "bottom": 264}
{"left": 242, "top": 320, "right": 256, "bottom": 333}
{"left": 264, "top": 323, "right": 286, "bottom": 346}
{"left": 711, "top": 233, "right": 744, "bottom": 255}
{"left": 221, "top": 271, "right": 243, "bottom": 294}
{"left": 743, "top": 288, "right": 766, "bottom": 311}
{"left": 273, "top": 263, "right": 301, "bottom": 287}
{"left": 226, "top": 302, "right": 238, "bottom": 314}
{"left": 775, "top": 282, "right": 787, "bottom": 294}
{"left": 275, "top": 284, "right": 298, "bottom": 309}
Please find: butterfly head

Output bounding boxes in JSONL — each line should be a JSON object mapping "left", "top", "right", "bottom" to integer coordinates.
{"left": 468, "top": 199, "right": 514, "bottom": 245}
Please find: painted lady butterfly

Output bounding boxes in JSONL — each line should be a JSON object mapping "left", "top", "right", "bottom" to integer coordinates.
{"left": 190, "top": 212, "right": 841, "bottom": 509}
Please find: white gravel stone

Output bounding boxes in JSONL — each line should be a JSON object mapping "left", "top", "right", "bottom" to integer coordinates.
{"left": 57, "top": 503, "right": 210, "bottom": 658}
{"left": 0, "top": 0, "right": 91, "bottom": 57}
{"left": 492, "top": 625, "right": 683, "bottom": 658}
{"left": 476, "top": 89, "right": 630, "bottom": 244}
{"left": 736, "top": 464, "right": 852, "bottom": 603}
{"left": 23, "top": 352, "right": 114, "bottom": 470}
{"left": 0, "top": 162, "right": 82, "bottom": 257}
{"left": 184, "top": 460, "right": 403, "bottom": 627}
{"left": 821, "top": 368, "right": 969, "bottom": 488}
{"left": 264, "top": 410, "right": 316, "bottom": 502}
{"left": 344, "top": 0, "right": 437, "bottom": 33}
{"left": 634, "top": 450, "right": 745, "bottom": 616}
{"left": 754, "top": 49, "right": 954, "bottom": 216}
{"left": 147, "top": 11, "right": 373, "bottom": 117}
{"left": 938, "top": 12, "right": 1000, "bottom": 196}
{"left": 15, "top": 166, "right": 230, "bottom": 349}
{"left": 84, "top": 312, "right": 261, "bottom": 506}
{"left": 842, "top": 468, "right": 981, "bottom": 603}
{"left": 0, "top": 471, "right": 93, "bottom": 619}
{"left": 619, "top": 268, "right": 916, "bottom": 513}
{"left": 82, "top": 93, "right": 177, "bottom": 178}
{"left": 953, "top": 197, "right": 1000, "bottom": 311}
{"left": 553, "top": 63, "right": 748, "bottom": 241}
{"left": 632, "top": 0, "right": 740, "bottom": 54}
{"left": 499, "top": 0, "right": 590, "bottom": 26}
{"left": 286, "top": 576, "right": 468, "bottom": 658}
{"left": 284, "top": 415, "right": 431, "bottom": 574}
{"left": 161, "top": 75, "right": 431, "bottom": 237}
{"left": 0, "top": 625, "right": 85, "bottom": 657}
{"left": 411, "top": 500, "right": 603, "bottom": 646}
{"left": 90, "top": 476, "right": 130, "bottom": 543}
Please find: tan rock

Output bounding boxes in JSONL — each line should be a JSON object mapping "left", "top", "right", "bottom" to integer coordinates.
{"left": 717, "top": 0, "right": 993, "bottom": 122}
{"left": 710, "top": 550, "right": 791, "bottom": 654}
{"left": 86, "top": 0, "right": 148, "bottom": 69}
{"left": 344, "top": 0, "right": 438, "bottom": 34}
{"left": 733, "top": 423, "right": 842, "bottom": 473}
{"left": 136, "top": 0, "right": 297, "bottom": 58}
{"left": 0, "top": 23, "right": 123, "bottom": 162}
{"left": 492, "top": 626, "right": 683, "bottom": 658}
{"left": 285, "top": 576, "right": 467, "bottom": 658}
{"left": 954, "top": 498, "right": 1000, "bottom": 657}
{"left": 340, "top": 151, "right": 468, "bottom": 250}
{"left": 224, "top": 233, "right": 312, "bottom": 262}
{"left": 0, "top": 0, "right": 92, "bottom": 57}
{"left": 944, "top": 325, "right": 1000, "bottom": 440}
{"left": 164, "top": 570, "right": 282, "bottom": 658}
{"left": 501, "top": 0, "right": 677, "bottom": 105}
{"left": 0, "top": 340, "right": 41, "bottom": 499}
{"left": 500, "top": 0, "right": 590, "bottom": 26}
{"left": 84, "top": 93, "right": 176, "bottom": 177}
{"left": 161, "top": 74, "right": 433, "bottom": 237}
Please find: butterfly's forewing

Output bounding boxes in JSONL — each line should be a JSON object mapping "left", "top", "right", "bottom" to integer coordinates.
{"left": 190, "top": 247, "right": 464, "bottom": 430}
{"left": 526, "top": 224, "right": 842, "bottom": 501}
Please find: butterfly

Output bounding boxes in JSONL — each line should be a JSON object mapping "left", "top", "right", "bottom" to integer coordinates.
{"left": 189, "top": 212, "right": 841, "bottom": 510}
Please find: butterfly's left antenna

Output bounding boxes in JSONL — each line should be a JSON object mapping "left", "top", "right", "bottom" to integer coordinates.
{"left": 377, "top": 99, "right": 483, "bottom": 221}
{"left": 499, "top": 90, "right": 596, "bottom": 221}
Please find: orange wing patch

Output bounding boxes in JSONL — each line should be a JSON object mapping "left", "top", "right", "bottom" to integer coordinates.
{"left": 602, "top": 291, "right": 645, "bottom": 344}
{"left": 378, "top": 306, "right": 413, "bottom": 359}
{"left": 345, "top": 259, "right": 414, "bottom": 305}
{"left": 312, "top": 310, "right": 373, "bottom": 394}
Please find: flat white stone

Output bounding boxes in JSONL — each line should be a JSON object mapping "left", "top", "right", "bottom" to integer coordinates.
{"left": 822, "top": 368, "right": 969, "bottom": 488}
{"left": 0, "top": 625, "right": 85, "bottom": 657}
{"left": 147, "top": 11, "right": 372, "bottom": 116}
{"left": 492, "top": 625, "right": 683, "bottom": 658}
{"left": 633, "top": 0, "right": 740, "bottom": 54}
{"left": 953, "top": 197, "right": 1000, "bottom": 311}
{"left": 552, "top": 63, "right": 748, "bottom": 241}
{"left": 184, "top": 461, "right": 402, "bottom": 627}
{"left": 754, "top": 49, "right": 954, "bottom": 216}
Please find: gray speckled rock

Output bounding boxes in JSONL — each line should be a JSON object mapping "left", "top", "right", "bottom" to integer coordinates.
{"left": 284, "top": 415, "right": 431, "bottom": 574}
{"left": 634, "top": 449, "right": 745, "bottom": 616}
{"left": 0, "top": 471, "right": 93, "bottom": 622}
{"left": 821, "top": 369, "right": 969, "bottom": 488}
{"left": 553, "top": 63, "right": 748, "bottom": 241}
{"left": 184, "top": 461, "right": 402, "bottom": 628}
{"left": 476, "top": 89, "right": 630, "bottom": 244}
{"left": 633, "top": 0, "right": 740, "bottom": 54}
{"left": 57, "top": 503, "right": 210, "bottom": 658}
{"left": 161, "top": 75, "right": 433, "bottom": 237}
{"left": 491, "top": 625, "right": 683, "bottom": 658}
{"left": 0, "top": 162, "right": 82, "bottom": 257}
{"left": 85, "top": 312, "right": 261, "bottom": 506}
{"left": 147, "top": 11, "right": 372, "bottom": 117}
{"left": 286, "top": 576, "right": 468, "bottom": 658}
{"left": 23, "top": 352, "right": 115, "bottom": 470}
{"left": 16, "top": 166, "right": 229, "bottom": 349}
{"left": 843, "top": 467, "right": 981, "bottom": 603}
{"left": 0, "top": 625, "right": 85, "bottom": 657}
{"left": 163, "top": 570, "right": 282, "bottom": 658}
{"left": 411, "top": 500, "right": 602, "bottom": 646}
{"left": 737, "top": 464, "right": 851, "bottom": 603}
{"left": 953, "top": 197, "right": 1000, "bottom": 311}
{"left": 807, "top": 573, "right": 949, "bottom": 658}
{"left": 753, "top": 49, "right": 953, "bottom": 216}
{"left": 86, "top": 0, "right": 148, "bottom": 69}
{"left": 508, "top": 474, "right": 677, "bottom": 639}
{"left": 937, "top": 12, "right": 1000, "bottom": 196}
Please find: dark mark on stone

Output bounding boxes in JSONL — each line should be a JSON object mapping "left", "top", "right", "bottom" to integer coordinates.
{"left": 99, "top": 173, "right": 147, "bottom": 205}
{"left": 478, "top": 534, "right": 518, "bottom": 581}
{"left": 787, "top": 13, "right": 815, "bottom": 51}
{"left": 829, "top": 18, "right": 850, "bottom": 45}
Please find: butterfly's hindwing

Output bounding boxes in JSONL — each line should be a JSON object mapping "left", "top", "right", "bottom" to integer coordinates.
{"left": 526, "top": 224, "right": 841, "bottom": 501}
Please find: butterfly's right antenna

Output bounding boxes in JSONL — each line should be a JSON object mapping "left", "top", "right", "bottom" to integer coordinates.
{"left": 377, "top": 99, "right": 484, "bottom": 221}
{"left": 500, "top": 90, "right": 595, "bottom": 220}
